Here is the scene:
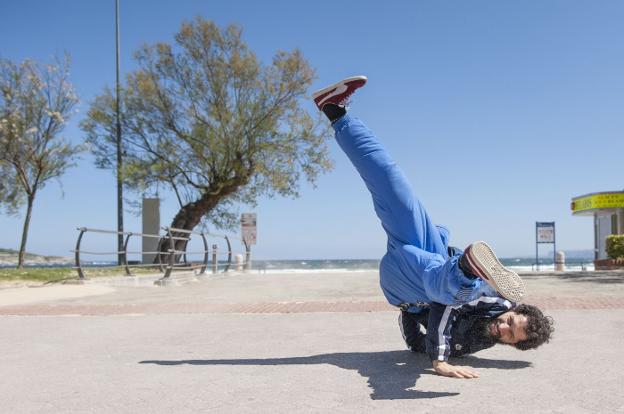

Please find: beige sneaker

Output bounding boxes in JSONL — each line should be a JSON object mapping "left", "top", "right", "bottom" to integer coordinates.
{"left": 462, "top": 241, "right": 525, "bottom": 302}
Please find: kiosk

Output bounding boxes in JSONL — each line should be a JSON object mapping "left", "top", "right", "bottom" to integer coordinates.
{"left": 571, "top": 191, "right": 624, "bottom": 260}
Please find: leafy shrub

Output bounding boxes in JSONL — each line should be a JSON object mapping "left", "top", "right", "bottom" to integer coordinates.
{"left": 606, "top": 235, "right": 624, "bottom": 259}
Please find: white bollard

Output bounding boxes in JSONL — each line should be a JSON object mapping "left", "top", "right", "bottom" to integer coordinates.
{"left": 555, "top": 251, "right": 565, "bottom": 271}
{"left": 235, "top": 254, "right": 244, "bottom": 272}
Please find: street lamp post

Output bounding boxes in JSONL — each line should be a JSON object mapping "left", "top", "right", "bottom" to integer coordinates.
{"left": 115, "top": 0, "right": 124, "bottom": 265}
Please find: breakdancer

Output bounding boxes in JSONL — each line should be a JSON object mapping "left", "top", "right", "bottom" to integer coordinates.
{"left": 312, "top": 76, "right": 553, "bottom": 379}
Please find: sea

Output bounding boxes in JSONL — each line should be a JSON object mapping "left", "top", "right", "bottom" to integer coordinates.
{"left": 1, "top": 257, "right": 594, "bottom": 272}
{"left": 247, "top": 258, "right": 594, "bottom": 273}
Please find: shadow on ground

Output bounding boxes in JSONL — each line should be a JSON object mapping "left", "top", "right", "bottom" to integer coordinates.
{"left": 140, "top": 351, "right": 530, "bottom": 400}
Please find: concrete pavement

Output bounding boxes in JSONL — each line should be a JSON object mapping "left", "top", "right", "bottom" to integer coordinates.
{"left": 1, "top": 269, "right": 623, "bottom": 413}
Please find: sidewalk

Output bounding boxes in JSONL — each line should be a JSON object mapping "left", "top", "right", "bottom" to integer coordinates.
{"left": 1, "top": 270, "right": 623, "bottom": 413}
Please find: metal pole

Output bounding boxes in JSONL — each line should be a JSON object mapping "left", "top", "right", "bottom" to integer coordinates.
{"left": 75, "top": 228, "right": 87, "bottom": 280}
{"left": 212, "top": 244, "right": 218, "bottom": 274}
{"left": 553, "top": 222, "right": 556, "bottom": 269}
{"left": 122, "top": 232, "right": 133, "bottom": 276}
{"left": 224, "top": 236, "right": 232, "bottom": 272}
{"left": 163, "top": 228, "right": 175, "bottom": 279}
{"left": 115, "top": 0, "right": 124, "bottom": 265}
{"left": 535, "top": 223, "right": 539, "bottom": 272}
{"left": 199, "top": 233, "right": 209, "bottom": 275}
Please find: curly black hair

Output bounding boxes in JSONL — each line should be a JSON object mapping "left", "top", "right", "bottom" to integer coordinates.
{"left": 512, "top": 304, "right": 554, "bottom": 351}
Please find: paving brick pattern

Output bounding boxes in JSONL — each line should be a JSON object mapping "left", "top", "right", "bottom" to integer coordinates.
{"left": 1, "top": 295, "right": 624, "bottom": 316}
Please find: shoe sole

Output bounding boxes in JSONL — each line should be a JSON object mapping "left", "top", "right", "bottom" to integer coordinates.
{"left": 312, "top": 75, "right": 367, "bottom": 108}
{"left": 464, "top": 241, "right": 525, "bottom": 302}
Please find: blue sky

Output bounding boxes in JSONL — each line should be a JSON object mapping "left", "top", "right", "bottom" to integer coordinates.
{"left": 1, "top": 0, "right": 622, "bottom": 260}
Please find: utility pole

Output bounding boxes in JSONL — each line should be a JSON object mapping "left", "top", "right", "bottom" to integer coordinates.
{"left": 115, "top": 0, "right": 124, "bottom": 265}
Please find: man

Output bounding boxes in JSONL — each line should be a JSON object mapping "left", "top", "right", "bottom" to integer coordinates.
{"left": 399, "top": 300, "right": 553, "bottom": 378}
{"left": 312, "top": 76, "right": 554, "bottom": 379}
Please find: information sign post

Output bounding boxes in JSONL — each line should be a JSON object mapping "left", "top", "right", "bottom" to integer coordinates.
{"left": 535, "top": 222, "right": 556, "bottom": 271}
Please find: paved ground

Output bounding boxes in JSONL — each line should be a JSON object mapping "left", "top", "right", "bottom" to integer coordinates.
{"left": 1, "top": 269, "right": 624, "bottom": 413}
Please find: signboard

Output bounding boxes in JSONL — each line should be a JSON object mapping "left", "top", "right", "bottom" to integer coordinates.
{"left": 535, "top": 221, "right": 556, "bottom": 271}
{"left": 536, "top": 222, "right": 555, "bottom": 243}
{"left": 241, "top": 213, "right": 257, "bottom": 245}
{"left": 571, "top": 192, "right": 624, "bottom": 214}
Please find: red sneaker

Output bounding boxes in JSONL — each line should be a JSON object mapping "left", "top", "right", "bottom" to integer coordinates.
{"left": 312, "top": 75, "right": 367, "bottom": 111}
{"left": 462, "top": 241, "right": 526, "bottom": 302}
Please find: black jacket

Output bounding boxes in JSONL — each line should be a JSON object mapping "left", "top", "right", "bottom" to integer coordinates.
{"left": 399, "top": 296, "right": 514, "bottom": 361}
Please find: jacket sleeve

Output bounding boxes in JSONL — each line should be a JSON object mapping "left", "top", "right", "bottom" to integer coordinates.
{"left": 424, "top": 296, "right": 513, "bottom": 361}
{"left": 425, "top": 302, "right": 459, "bottom": 362}
{"left": 457, "top": 296, "right": 515, "bottom": 317}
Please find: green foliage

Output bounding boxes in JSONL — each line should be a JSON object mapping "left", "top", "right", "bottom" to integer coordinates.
{"left": 0, "top": 267, "right": 75, "bottom": 283}
{"left": 0, "top": 55, "right": 81, "bottom": 267}
{"left": 606, "top": 235, "right": 624, "bottom": 259}
{"left": 0, "top": 162, "right": 21, "bottom": 214}
{"left": 0, "top": 266, "right": 157, "bottom": 283}
{"left": 81, "top": 17, "right": 332, "bottom": 231}
{"left": 0, "top": 55, "right": 81, "bottom": 212}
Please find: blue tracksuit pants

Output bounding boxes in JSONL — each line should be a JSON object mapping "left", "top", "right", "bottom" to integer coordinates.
{"left": 333, "top": 115, "right": 495, "bottom": 309}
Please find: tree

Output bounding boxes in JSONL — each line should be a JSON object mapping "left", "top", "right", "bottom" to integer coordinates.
{"left": 81, "top": 18, "right": 332, "bottom": 255}
{"left": 0, "top": 55, "right": 80, "bottom": 268}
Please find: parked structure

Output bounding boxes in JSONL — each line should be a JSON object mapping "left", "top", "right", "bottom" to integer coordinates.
{"left": 571, "top": 191, "right": 624, "bottom": 260}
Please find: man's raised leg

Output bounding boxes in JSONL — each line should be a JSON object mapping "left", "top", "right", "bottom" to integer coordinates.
{"left": 312, "top": 76, "right": 525, "bottom": 302}
{"left": 313, "top": 76, "right": 446, "bottom": 255}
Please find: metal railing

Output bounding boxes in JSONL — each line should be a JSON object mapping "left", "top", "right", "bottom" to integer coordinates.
{"left": 73, "top": 226, "right": 250, "bottom": 284}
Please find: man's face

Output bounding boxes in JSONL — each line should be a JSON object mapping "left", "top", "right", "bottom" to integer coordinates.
{"left": 489, "top": 311, "right": 528, "bottom": 344}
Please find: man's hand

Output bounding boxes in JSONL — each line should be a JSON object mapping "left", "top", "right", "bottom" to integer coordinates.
{"left": 432, "top": 360, "right": 480, "bottom": 379}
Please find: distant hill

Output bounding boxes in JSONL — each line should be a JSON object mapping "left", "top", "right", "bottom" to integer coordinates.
{"left": 503, "top": 249, "right": 594, "bottom": 262}
{"left": 0, "top": 248, "right": 51, "bottom": 259}
{"left": 562, "top": 249, "right": 595, "bottom": 260}
{"left": 0, "top": 248, "right": 71, "bottom": 266}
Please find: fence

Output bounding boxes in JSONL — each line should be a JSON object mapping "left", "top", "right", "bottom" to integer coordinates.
{"left": 72, "top": 226, "right": 250, "bottom": 284}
